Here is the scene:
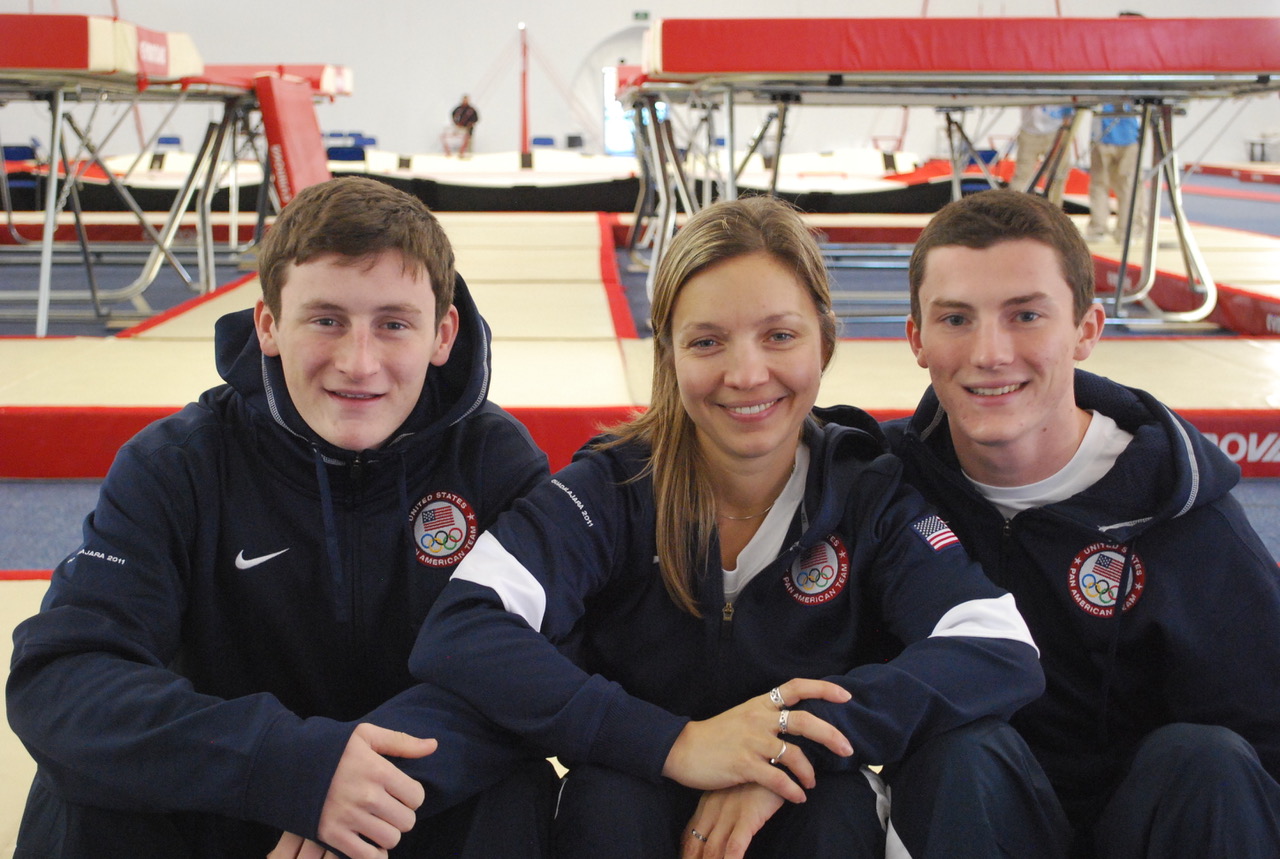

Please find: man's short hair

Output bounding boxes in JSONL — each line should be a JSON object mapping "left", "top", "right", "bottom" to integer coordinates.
{"left": 908, "top": 189, "right": 1095, "bottom": 324}
{"left": 257, "top": 176, "right": 455, "bottom": 323}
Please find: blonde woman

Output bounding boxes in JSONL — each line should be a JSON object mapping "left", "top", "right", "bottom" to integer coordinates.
{"left": 412, "top": 196, "right": 1063, "bottom": 858}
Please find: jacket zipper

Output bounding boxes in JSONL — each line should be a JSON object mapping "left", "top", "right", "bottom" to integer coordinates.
{"left": 720, "top": 601, "right": 735, "bottom": 640}
{"left": 348, "top": 455, "right": 366, "bottom": 654}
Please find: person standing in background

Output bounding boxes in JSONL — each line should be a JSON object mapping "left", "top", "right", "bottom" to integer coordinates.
{"left": 1010, "top": 105, "right": 1074, "bottom": 208}
{"left": 445, "top": 95, "right": 479, "bottom": 157}
{"left": 1085, "top": 103, "right": 1143, "bottom": 243}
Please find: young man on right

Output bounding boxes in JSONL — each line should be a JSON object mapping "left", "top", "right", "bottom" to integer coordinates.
{"left": 884, "top": 188, "right": 1280, "bottom": 857}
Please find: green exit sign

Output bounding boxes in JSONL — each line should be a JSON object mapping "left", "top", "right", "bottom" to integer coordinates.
{"left": 633, "top": 11, "right": 650, "bottom": 21}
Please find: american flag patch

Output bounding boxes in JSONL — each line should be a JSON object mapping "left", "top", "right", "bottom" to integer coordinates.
{"left": 799, "top": 544, "right": 829, "bottom": 569}
{"left": 421, "top": 505, "right": 457, "bottom": 529}
{"left": 1092, "top": 551, "right": 1124, "bottom": 583}
{"left": 912, "top": 515, "right": 959, "bottom": 552}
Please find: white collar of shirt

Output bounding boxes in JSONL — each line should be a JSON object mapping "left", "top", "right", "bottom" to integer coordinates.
{"left": 966, "top": 411, "right": 1134, "bottom": 520}
{"left": 722, "top": 444, "right": 810, "bottom": 603}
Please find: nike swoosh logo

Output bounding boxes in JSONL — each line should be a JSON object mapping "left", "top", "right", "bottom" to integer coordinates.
{"left": 235, "top": 548, "right": 290, "bottom": 570}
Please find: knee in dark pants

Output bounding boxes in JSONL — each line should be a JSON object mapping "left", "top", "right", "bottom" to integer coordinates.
{"left": 554, "top": 764, "right": 696, "bottom": 859}
{"left": 888, "top": 717, "right": 1070, "bottom": 859}
{"left": 749, "top": 769, "right": 886, "bottom": 858}
{"left": 1128, "top": 722, "right": 1257, "bottom": 783}
{"left": 416, "top": 757, "right": 558, "bottom": 859}
{"left": 556, "top": 766, "right": 884, "bottom": 859}
{"left": 1098, "top": 723, "right": 1280, "bottom": 859}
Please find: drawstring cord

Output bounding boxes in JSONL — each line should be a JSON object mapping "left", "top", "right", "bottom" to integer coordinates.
{"left": 313, "top": 449, "right": 349, "bottom": 623}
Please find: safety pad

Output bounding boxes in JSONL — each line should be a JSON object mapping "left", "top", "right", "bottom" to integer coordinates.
{"left": 255, "top": 74, "right": 332, "bottom": 206}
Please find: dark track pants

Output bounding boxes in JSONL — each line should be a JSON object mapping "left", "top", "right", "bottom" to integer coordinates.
{"left": 1089, "top": 723, "right": 1280, "bottom": 859}
{"left": 554, "top": 717, "right": 1069, "bottom": 858}
{"left": 554, "top": 763, "right": 884, "bottom": 858}
{"left": 15, "top": 681, "right": 557, "bottom": 859}
{"left": 886, "top": 716, "right": 1071, "bottom": 859}
{"left": 15, "top": 759, "right": 556, "bottom": 859}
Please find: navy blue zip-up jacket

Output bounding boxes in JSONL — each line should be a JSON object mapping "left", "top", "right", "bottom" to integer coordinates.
{"left": 882, "top": 370, "right": 1280, "bottom": 832}
{"left": 7, "top": 275, "right": 548, "bottom": 855}
{"left": 411, "top": 407, "right": 1043, "bottom": 781}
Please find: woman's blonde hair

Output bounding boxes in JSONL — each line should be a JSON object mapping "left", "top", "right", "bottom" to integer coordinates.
{"left": 608, "top": 195, "right": 837, "bottom": 615}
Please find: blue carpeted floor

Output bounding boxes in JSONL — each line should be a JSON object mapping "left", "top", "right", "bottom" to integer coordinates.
{"left": 4, "top": 476, "right": 1279, "bottom": 571}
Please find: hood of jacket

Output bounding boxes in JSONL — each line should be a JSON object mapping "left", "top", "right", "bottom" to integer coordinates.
{"left": 213, "top": 272, "right": 493, "bottom": 467}
{"left": 896, "top": 369, "right": 1240, "bottom": 541}
{"left": 800, "top": 403, "right": 897, "bottom": 540}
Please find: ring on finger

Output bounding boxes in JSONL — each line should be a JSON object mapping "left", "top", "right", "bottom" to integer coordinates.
{"left": 769, "top": 740, "right": 788, "bottom": 765}
{"left": 691, "top": 829, "right": 708, "bottom": 843}
{"left": 768, "top": 687, "right": 785, "bottom": 709}
{"left": 778, "top": 708, "right": 790, "bottom": 734}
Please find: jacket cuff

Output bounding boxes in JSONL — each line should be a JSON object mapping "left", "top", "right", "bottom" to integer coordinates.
{"left": 587, "top": 693, "right": 689, "bottom": 783}
{"left": 241, "top": 713, "right": 356, "bottom": 839}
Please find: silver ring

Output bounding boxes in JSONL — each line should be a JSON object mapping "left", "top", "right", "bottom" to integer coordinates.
{"left": 769, "top": 740, "right": 788, "bottom": 765}
{"left": 779, "top": 708, "right": 790, "bottom": 734}
{"left": 768, "top": 687, "right": 785, "bottom": 709}
{"left": 690, "top": 829, "right": 708, "bottom": 843}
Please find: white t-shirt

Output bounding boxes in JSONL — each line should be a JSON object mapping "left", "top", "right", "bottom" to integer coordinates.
{"left": 966, "top": 411, "right": 1134, "bottom": 520}
{"left": 722, "top": 445, "right": 810, "bottom": 603}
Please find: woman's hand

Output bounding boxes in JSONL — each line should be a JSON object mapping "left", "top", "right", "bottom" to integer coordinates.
{"left": 681, "top": 785, "right": 785, "bottom": 859}
{"left": 661, "top": 679, "right": 852, "bottom": 804}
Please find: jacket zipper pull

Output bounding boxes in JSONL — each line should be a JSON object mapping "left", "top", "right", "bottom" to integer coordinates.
{"left": 720, "top": 601, "right": 735, "bottom": 640}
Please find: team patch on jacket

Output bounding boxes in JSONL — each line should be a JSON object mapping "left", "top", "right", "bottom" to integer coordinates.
{"left": 410, "top": 492, "right": 478, "bottom": 567}
{"left": 911, "top": 514, "right": 960, "bottom": 552}
{"left": 784, "top": 535, "right": 849, "bottom": 605}
{"left": 1068, "top": 542, "right": 1146, "bottom": 617}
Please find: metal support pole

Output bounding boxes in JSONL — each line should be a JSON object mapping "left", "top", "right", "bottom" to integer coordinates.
{"left": 768, "top": 100, "right": 788, "bottom": 197}
{"left": 35, "top": 90, "right": 64, "bottom": 337}
{"left": 1110, "top": 102, "right": 1152, "bottom": 319}
{"left": 725, "top": 89, "right": 737, "bottom": 201}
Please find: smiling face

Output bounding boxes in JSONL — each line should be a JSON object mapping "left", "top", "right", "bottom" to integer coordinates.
{"left": 255, "top": 250, "right": 458, "bottom": 452}
{"left": 906, "top": 238, "right": 1105, "bottom": 486}
{"left": 672, "top": 251, "right": 825, "bottom": 478}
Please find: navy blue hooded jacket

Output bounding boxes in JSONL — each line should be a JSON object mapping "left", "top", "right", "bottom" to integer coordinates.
{"left": 883, "top": 370, "right": 1280, "bottom": 832}
{"left": 7, "top": 275, "right": 548, "bottom": 855}
{"left": 411, "top": 407, "right": 1043, "bottom": 781}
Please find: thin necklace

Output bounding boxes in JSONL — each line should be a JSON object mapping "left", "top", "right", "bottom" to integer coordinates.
{"left": 718, "top": 504, "right": 774, "bottom": 521}
{"left": 716, "top": 459, "right": 796, "bottom": 522}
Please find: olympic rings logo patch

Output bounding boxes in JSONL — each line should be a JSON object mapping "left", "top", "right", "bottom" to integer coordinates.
{"left": 409, "top": 491, "right": 477, "bottom": 567}
{"left": 783, "top": 535, "right": 849, "bottom": 605}
{"left": 1067, "top": 542, "right": 1145, "bottom": 617}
